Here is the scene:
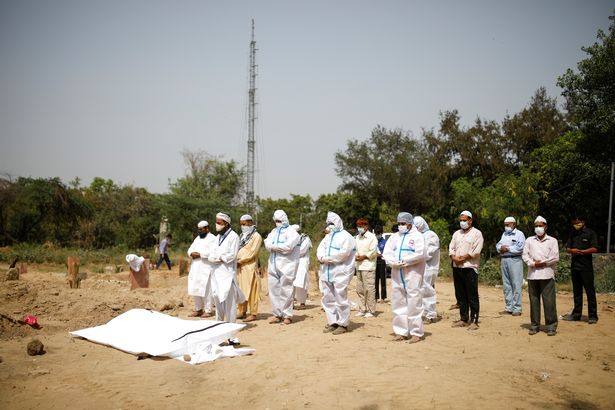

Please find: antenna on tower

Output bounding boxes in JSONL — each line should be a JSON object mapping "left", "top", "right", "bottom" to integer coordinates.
{"left": 246, "top": 19, "right": 257, "bottom": 213}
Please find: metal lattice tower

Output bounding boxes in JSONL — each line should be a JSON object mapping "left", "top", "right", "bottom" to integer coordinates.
{"left": 246, "top": 19, "right": 257, "bottom": 212}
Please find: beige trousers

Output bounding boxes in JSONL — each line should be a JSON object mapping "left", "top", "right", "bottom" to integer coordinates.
{"left": 238, "top": 273, "right": 260, "bottom": 316}
{"left": 356, "top": 269, "right": 376, "bottom": 314}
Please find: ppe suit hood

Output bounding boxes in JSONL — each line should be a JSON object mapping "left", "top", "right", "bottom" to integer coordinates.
{"left": 413, "top": 216, "right": 429, "bottom": 233}
{"left": 273, "top": 210, "right": 289, "bottom": 226}
{"left": 326, "top": 211, "right": 344, "bottom": 231}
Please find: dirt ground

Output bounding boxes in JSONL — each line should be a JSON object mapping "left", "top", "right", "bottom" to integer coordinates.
{"left": 0, "top": 264, "right": 614, "bottom": 410}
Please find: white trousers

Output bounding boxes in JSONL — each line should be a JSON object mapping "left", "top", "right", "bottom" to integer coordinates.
{"left": 391, "top": 268, "right": 424, "bottom": 337}
{"left": 192, "top": 279, "right": 214, "bottom": 313}
{"left": 421, "top": 268, "right": 438, "bottom": 320}
{"left": 320, "top": 272, "right": 352, "bottom": 327}
{"left": 295, "top": 287, "right": 308, "bottom": 304}
{"left": 269, "top": 270, "right": 295, "bottom": 319}
{"left": 214, "top": 285, "right": 237, "bottom": 323}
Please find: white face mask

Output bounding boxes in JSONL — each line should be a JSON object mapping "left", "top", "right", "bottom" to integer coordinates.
{"left": 398, "top": 225, "right": 409, "bottom": 234}
{"left": 241, "top": 225, "right": 252, "bottom": 234}
{"left": 504, "top": 226, "right": 513, "bottom": 233}
{"left": 357, "top": 227, "right": 365, "bottom": 235}
{"left": 275, "top": 222, "right": 283, "bottom": 228}
{"left": 460, "top": 221, "right": 470, "bottom": 230}
{"left": 534, "top": 226, "right": 545, "bottom": 236}
{"left": 215, "top": 223, "right": 225, "bottom": 232}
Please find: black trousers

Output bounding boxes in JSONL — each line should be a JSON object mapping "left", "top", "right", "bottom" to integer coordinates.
{"left": 156, "top": 253, "right": 171, "bottom": 270}
{"left": 528, "top": 278, "right": 558, "bottom": 331}
{"left": 375, "top": 258, "right": 387, "bottom": 300}
{"left": 571, "top": 269, "right": 598, "bottom": 320}
{"left": 453, "top": 267, "right": 479, "bottom": 324}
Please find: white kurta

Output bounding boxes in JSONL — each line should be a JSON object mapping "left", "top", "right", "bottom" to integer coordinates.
{"left": 264, "top": 225, "right": 301, "bottom": 318}
{"left": 209, "top": 229, "right": 244, "bottom": 310}
{"left": 187, "top": 233, "right": 216, "bottom": 297}
{"left": 383, "top": 227, "right": 425, "bottom": 337}
{"left": 317, "top": 229, "right": 356, "bottom": 327}
{"left": 293, "top": 235, "right": 312, "bottom": 290}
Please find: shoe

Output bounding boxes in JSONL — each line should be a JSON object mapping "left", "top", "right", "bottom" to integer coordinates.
{"left": 511, "top": 312, "right": 522, "bottom": 317}
{"left": 355, "top": 311, "right": 365, "bottom": 317}
{"left": 451, "top": 320, "right": 469, "bottom": 328}
{"left": 227, "top": 337, "right": 240, "bottom": 346}
{"left": 188, "top": 310, "right": 203, "bottom": 317}
{"left": 243, "top": 314, "right": 257, "bottom": 322}
{"left": 408, "top": 336, "right": 422, "bottom": 344}
{"left": 236, "top": 313, "right": 247, "bottom": 320}
{"left": 295, "top": 303, "right": 306, "bottom": 310}
{"left": 588, "top": 318, "right": 598, "bottom": 324}
{"left": 283, "top": 318, "right": 292, "bottom": 325}
{"left": 467, "top": 323, "right": 479, "bottom": 331}
{"left": 499, "top": 310, "right": 512, "bottom": 315}
{"left": 332, "top": 326, "right": 348, "bottom": 335}
{"left": 268, "top": 316, "right": 281, "bottom": 324}
{"left": 449, "top": 304, "right": 459, "bottom": 310}
{"left": 202, "top": 311, "right": 214, "bottom": 318}
{"left": 528, "top": 328, "right": 539, "bottom": 335}
{"left": 364, "top": 312, "right": 374, "bottom": 318}
{"left": 323, "top": 324, "right": 338, "bottom": 333}
{"left": 393, "top": 335, "right": 409, "bottom": 341}
{"left": 547, "top": 329, "right": 557, "bottom": 336}
{"left": 561, "top": 314, "right": 581, "bottom": 321}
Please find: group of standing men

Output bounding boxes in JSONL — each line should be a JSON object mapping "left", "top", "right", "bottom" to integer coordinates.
{"left": 182, "top": 207, "right": 600, "bottom": 345}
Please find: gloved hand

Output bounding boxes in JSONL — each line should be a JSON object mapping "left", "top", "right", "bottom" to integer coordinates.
{"left": 389, "top": 261, "right": 402, "bottom": 269}
{"left": 269, "top": 244, "right": 279, "bottom": 252}
{"left": 399, "top": 261, "right": 409, "bottom": 268}
{"left": 321, "top": 256, "right": 334, "bottom": 264}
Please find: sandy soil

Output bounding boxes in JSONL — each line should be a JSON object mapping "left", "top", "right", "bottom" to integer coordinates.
{"left": 0, "top": 265, "right": 614, "bottom": 410}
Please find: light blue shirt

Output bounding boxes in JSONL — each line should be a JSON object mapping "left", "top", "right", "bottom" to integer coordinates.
{"left": 496, "top": 228, "right": 525, "bottom": 257}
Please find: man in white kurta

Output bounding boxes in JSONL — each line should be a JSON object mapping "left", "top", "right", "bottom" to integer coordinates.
{"left": 187, "top": 220, "right": 217, "bottom": 317}
{"left": 317, "top": 211, "right": 356, "bottom": 335}
{"left": 292, "top": 224, "right": 312, "bottom": 309}
{"left": 208, "top": 213, "right": 244, "bottom": 325}
{"left": 413, "top": 216, "right": 440, "bottom": 323}
{"left": 264, "top": 210, "right": 301, "bottom": 324}
{"left": 383, "top": 212, "right": 425, "bottom": 343}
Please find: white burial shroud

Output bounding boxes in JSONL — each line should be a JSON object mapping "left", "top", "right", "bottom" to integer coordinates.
{"left": 70, "top": 308, "right": 254, "bottom": 364}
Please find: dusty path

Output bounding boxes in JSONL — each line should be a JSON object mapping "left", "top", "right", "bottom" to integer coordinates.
{"left": 1, "top": 267, "right": 614, "bottom": 409}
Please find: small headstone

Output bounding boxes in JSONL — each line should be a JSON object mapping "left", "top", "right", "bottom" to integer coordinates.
{"left": 67, "top": 256, "right": 80, "bottom": 289}
{"left": 27, "top": 339, "right": 45, "bottom": 356}
{"left": 178, "top": 256, "right": 189, "bottom": 277}
{"left": 5, "top": 267, "right": 19, "bottom": 281}
{"left": 19, "top": 262, "right": 28, "bottom": 274}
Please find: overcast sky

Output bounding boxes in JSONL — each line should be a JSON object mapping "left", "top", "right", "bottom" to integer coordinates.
{"left": 0, "top": 1, "right": 613, "bottom": 199}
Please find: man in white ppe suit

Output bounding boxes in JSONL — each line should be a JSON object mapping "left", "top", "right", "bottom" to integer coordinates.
{"left": 187, "top": 220, "right": 217, "bottom": 317}
{"left": 209, "top": 213, "right": 244, "bottom": 330}
{"left": 292, "top": 224, "right": 312, "bottom": 310}
{"left": 413, "top": 216, "right": 440, "bottom": 323}
{"left": 383, "top": 212, "right": 425, "bottom": 343}
{"left": 264, "top": 210, "right": 301, "bottom": 325}
{"left": 317, "top": 211, "right": 356, "bottom": 335}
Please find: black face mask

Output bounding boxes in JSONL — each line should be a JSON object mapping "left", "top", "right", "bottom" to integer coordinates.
{"left": 199, "top": 232, "right": 208, "bottom": 238}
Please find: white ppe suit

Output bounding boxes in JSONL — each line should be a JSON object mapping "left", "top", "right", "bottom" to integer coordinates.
{"left": 383, "top": 226, "right": 425, "bottom": 337}
{"left": 413, "top": 216, "right": 440, "bottom": 320}
{"left": 293, "top": 233, "right": 312, "bottom": 304}
{"left": 264, "top": 210, "right": 301, "bottom": 319}
{"left": 317, "top": 212, "right": 356, "bottom": 328}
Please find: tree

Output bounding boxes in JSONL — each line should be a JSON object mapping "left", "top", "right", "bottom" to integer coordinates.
{"left": 0, "top": 177, "right": 91, "bottom": 246}
{"left": 502, "top": 87, "right": 569, "bottom": 167}
{"left": 557, "top": 13, "right": 615, "bottom": 162}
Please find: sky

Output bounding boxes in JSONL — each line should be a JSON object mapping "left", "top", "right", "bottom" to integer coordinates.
{"left": 0, "top": 1, "right": 613, "bottom": 200}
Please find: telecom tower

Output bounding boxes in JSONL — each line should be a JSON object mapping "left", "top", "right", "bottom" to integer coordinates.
{"left": 246, "top": 19, "right": 257, "bottom": 212}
